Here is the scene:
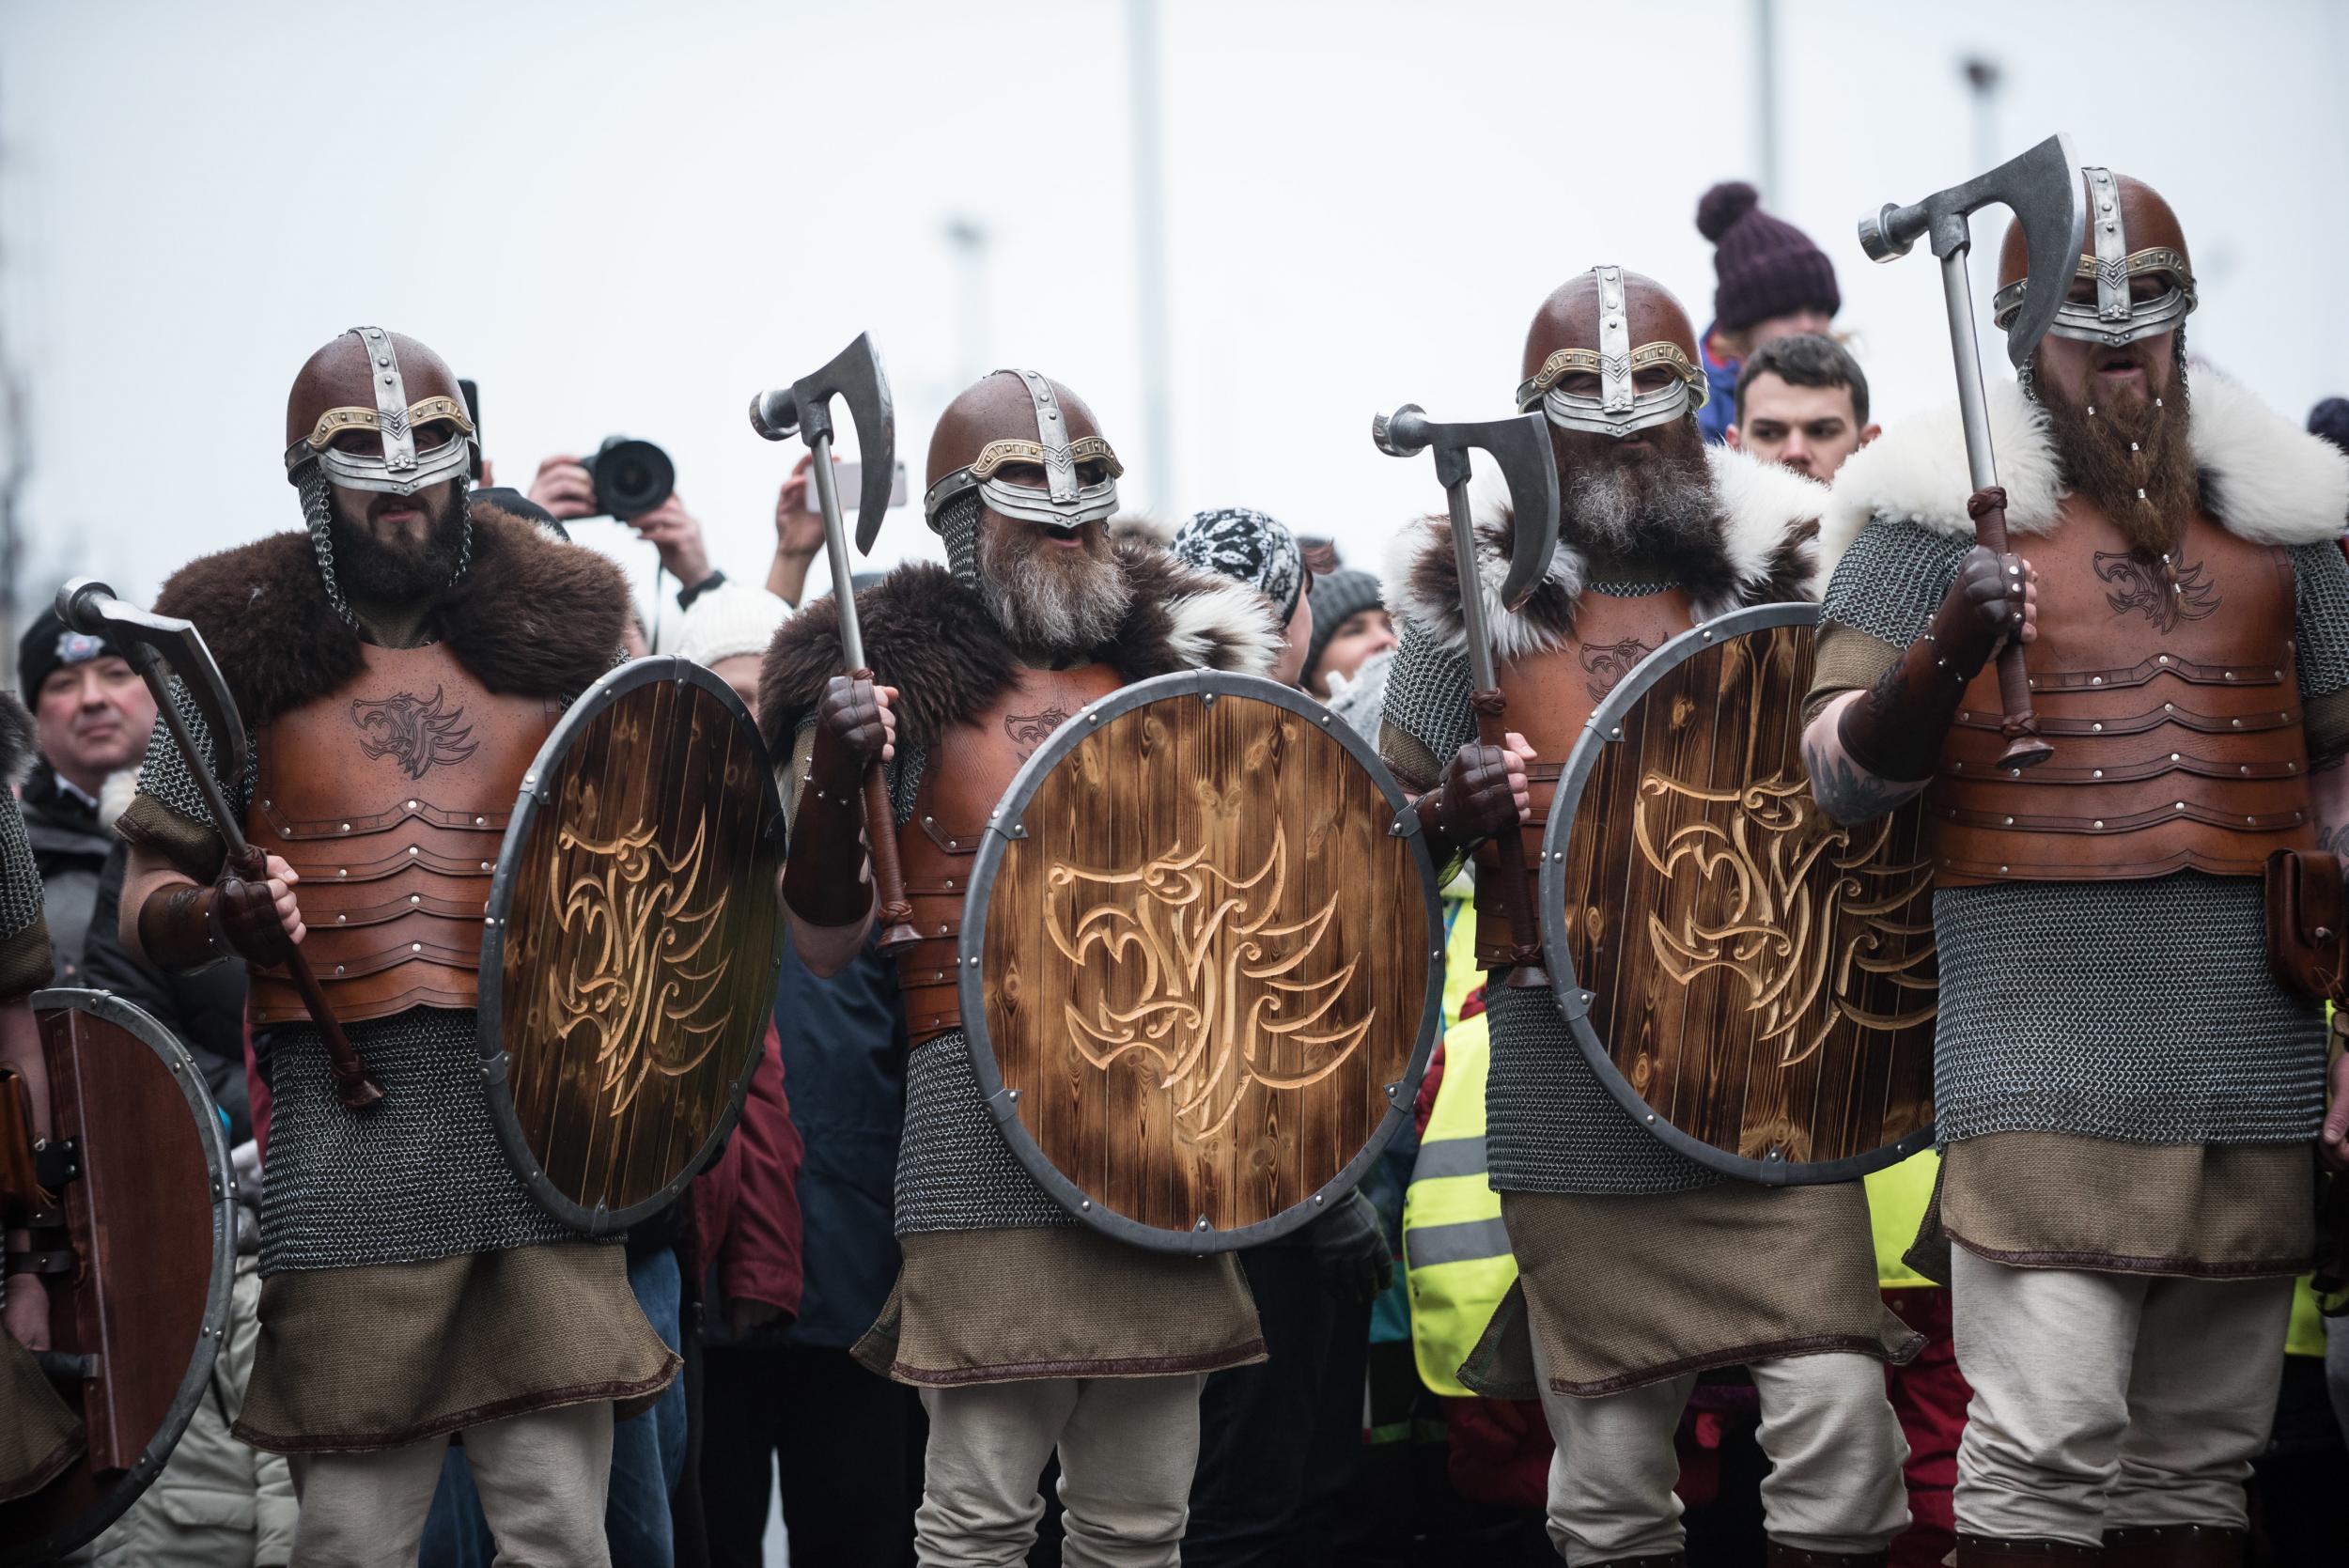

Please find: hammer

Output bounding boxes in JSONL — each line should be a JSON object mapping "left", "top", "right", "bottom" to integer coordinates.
{"left": 1859, "top": 132, "right": 2087, "bottom": 769}
{"left": 1373, "top": 405, "right": 1561, "bottom": 989}
{"left": 749, "top": 334, "right": 920, "bottom": 955}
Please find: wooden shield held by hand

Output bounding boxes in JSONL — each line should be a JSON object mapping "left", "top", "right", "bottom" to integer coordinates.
{"left": 1539, "top": 604, "right": 1940, "bottom": 1184}
{"left": 0, "top": 990, "right": 237, "bottom": 1568}
{"left": 960, "top": 672, "right": 1445, "bottom": 1253}
{"left": 480, "top": 658, "right": 786, "bottom": 1234}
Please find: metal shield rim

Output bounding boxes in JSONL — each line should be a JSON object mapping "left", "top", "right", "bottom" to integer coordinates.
{"left": 477, "top": 655, "right": 786, "bottom": 1235}
{"left": 1536, "top": 603, "right": 1937, "bottom": 1187}
{"left": 6, "top": 987, "right": 238, "bottom": 1568}
{"left": 956, "top": 669, "right": 1447, "bottom": 1254}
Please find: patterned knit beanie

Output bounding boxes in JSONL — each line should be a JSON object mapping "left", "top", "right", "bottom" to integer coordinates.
{"left": 1697, "top": 181, "right": 1841, "bottom": 334}
{"left": 1171, "top": 507, "right": 1304, "bottom": 620}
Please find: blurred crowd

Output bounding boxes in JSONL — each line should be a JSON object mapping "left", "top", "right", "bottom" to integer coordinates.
{"left": 8, "top": 177, "right": 2347, "bottom": 1568}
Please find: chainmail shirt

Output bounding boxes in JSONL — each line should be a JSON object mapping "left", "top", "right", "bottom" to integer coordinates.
{"left": 895, "top": 1025, "right": 1076, "bottom": 1233}
{"left": 1380, "top": 585, "right": 1721, "bottom": 1194}
{"left": 0, "top": 791, "right": 46, "bottom": 994}
{"left": 1820, "top": 518, "right": 2349, "bottom": 1148}
{"left": 131, "top": 685, "right": 579, "bottom": 1271}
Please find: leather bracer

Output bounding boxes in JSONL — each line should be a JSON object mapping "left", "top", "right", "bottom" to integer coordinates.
{"left": 1837, "top": 562, "right": 2010, "bottom": 784}
{"left": 781, "top": 721, "right": 878, "bottom": 930}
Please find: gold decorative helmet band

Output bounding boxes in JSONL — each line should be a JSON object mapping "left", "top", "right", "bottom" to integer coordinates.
{"left": 294, "top": 396, "right": 475, "bottom": 455}
{"left": 967, "top": 435, "right": 1124, "bottom": 483}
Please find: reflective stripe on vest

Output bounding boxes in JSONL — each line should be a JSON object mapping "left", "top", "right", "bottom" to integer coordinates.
{"left": 1403, "top": 1010, "right": 1517, "bottom": 1397}
{"left": 1865, "top": 1148, "right": 1940, "bottom": 1290}
{"left": 1439, "top": 876, "right": 1480, "bottom": 1031}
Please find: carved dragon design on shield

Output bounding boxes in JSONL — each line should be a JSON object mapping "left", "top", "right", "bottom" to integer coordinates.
{"left": 1633, "top": 774, "right": 1936, "bottom": 1068}
{"left": 545, "top": 814, "right": 735, "bottom": 1114}
{"left": 1045, "top": 824, "right": 1373, "bottom": 1143}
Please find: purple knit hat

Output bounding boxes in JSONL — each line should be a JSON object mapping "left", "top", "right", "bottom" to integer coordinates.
{"left": 1697, "top": 181, "right": 1840, "bottom": 334}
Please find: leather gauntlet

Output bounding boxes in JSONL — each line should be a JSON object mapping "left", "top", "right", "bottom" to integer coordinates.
{"left": 137, "top": 849, "right": 292, "bottom": 972}
{"left": 781, "top": 679, "right": 887, "bottom": 930}
{"left": 1836, "top": 544, "right": 2024, "bottom": 784}
{"left": 1413, "top": 741, "right": 1523, "bottom": 867}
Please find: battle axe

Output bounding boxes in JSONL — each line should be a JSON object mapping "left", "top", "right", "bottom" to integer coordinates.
{"left": 56, "top": 580, "right": 385, "bottom": 1110}
{"left": 748, "top": 333, "right": 919, "bottom": 954}
{"left": 1372, "top": 405, "right": 1561, "bottom": 989}
{"left": 1859, "top": 132, "right": 2086, "bottom": 768}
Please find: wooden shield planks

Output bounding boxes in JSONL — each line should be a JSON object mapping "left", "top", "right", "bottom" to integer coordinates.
{"left": 1538, "top": 605, "right": 1939, "bottom": 1184}
{"left": 961, "top": 672, "right": 1444, "bottom": 1251}
{"left": 1, "top": 990, "right": 235, "bottom": 1568}
{"left": 481, "top": 658, "right": 785, "bottom": 1234}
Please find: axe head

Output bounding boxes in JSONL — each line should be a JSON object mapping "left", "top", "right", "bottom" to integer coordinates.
{"left": 1374, "top": 408, "right": 1561, "bottom": 613}
{"left": 748, "top": 332, "right": 897, "bottom": 553}
{"left": 1859, "top": 132, "right": 2087, "bottom": 367}
{"left": 56, "top": 578, "right": 248, "bottom": 784}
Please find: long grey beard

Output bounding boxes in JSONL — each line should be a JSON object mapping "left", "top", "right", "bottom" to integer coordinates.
{"left": 976, "top": 524, "right": 1132, "bottom": 657}
{"left": 1561, "top": 458, "right": 1721, "bottom": 567}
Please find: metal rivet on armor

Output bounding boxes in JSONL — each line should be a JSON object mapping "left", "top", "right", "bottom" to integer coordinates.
{"left": 2225, "top": 671, "right": 2235, "bottom": 680}
{"left": 407, "top": 800, "right": 417, "bottom": 809}
{"left": 341, "top": 822, "right": 351, "bottom": 831}
{"left": 2092, "top": 768, "right": 2104, "bottom": 778}
{"left": 335, "top": 965, "right": 346, "bottom": 975}
{"left": 338, "top": 868, "right": 348, "bottom": 877}
{"left": 2175, "top": 802, "right": 2186, "bottom": 810}
{"left": 2232, "top": 718, "right": 2242, "bottom": 727}
{"left": 2003, "top": 815, "right": 2015, "bottom": 826}
{"left": 944, "top": 878, "right": 954, "bottom": 890}
{"left": 411, "top": 894, "right": 421, "bottom": 904}
{"left": 481, "top": 862, "right": 490, "bottom": 870}
{"left": 412, "top": 942, "right": 422, "bottom": 952}
{"left": 377, "top": 355, "right": 389, "bottom": 366}
{"left": 2092, "top": 723, "right": 2104, "bottom": 732}
{"left": 2274, "top": 670, "right": 2282, "bottom": 680}
{"left": 1959, "top": 712, "right": 1970, "bottom": 722}
{"left": 381, "top": 373, "right": 394, "bottom": 384}
{"left": 410, "top": 846, "right": 419, "bottom": 855}
{"left": 946, "top": 839, "right": 957, "bottom": 850}
{"left": 2158, "top": 655, "right": 2169, "bottom": 664}
{"left": 2163, "top": 703, "right": 2173, "bottom": 712}
{"left": 2248, "top": 815, "right": 2257, "bottom": 824}
{"left": 2091, "top": 676, "right": 2103, "bottom": 686}
{"left": 2170, "top": 753, "right": 2181, "bottom": 762}
{"left": 1952, "top": 761, "right": 1964, "bottom": 770}
{"left": 474, "top": 815, "right": 485, "bottom": 826}
{"left": 336, "top": 913, "right": 346, "bottom": 922}
{"left": 2094, "top": 820, "right": 2105, "bottom": 830}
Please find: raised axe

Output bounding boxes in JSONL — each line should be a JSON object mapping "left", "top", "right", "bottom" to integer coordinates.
{"left": 1372, "top": 404, "right": 1561, "bottom": 990}
{"left": 56, "top": 580, "right": 386, "bottom": 1110}
{"left": 1859, "top": 132, "right": 2087, "bottom": 769}
{"left": 747, "top": 332, "right": 919, "bottom": 955}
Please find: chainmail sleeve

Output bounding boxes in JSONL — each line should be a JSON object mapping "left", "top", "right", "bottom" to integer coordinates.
{"left": 2289, "top": 541, "right": 2349, "bottom": 759}
{"left": 1378, "top": 615, "right": 1475, "bottom": 795}
{"left": 0, "top": 793, "right": 52, "bottom": 1002}
{"left": 1805, "top": 518, "right": 1974, "bottom": 722}
{"left": 114, "top": 677, "right": 256, "bottom": 882}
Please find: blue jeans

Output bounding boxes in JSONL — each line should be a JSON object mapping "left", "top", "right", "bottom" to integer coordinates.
{"left": 420, "top": 1247, "right": 687, "bottom": 1568}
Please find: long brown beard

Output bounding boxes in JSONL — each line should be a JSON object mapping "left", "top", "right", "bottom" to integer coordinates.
{"left": 330, "top": 484, "right": 469, "bottom": 601}
{"left": 976, "top": 517, "right": 1133, "bottom": 656}
{"left": 2034, "top": 356, "right": 2198, "bottom": 555}
{"left": 1553, "top": 413, "right": 1722, "bottom": 569}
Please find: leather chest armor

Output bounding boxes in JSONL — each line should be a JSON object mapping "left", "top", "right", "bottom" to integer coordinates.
{"left": 1930, "top": 504, "right": 2313, "bottom": 886}
{"left": 897, "top": 662, "right": 1125, "bottom": 1047}
{"left": 1473, "top": 588, "right": 1694, "bottom": 967}
{"left": 245, "top": 643, "right": 561, "bottom": 1024}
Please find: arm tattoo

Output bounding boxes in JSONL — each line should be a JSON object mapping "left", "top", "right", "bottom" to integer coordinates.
{"left": 1801, "top": 712, "right": 1929, "bottom": 826}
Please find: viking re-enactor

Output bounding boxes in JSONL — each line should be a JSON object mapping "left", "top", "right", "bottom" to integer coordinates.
{"left": 763, "top": 369, "right": 1276, "bottom": 1565}
{"left": 1804, "top": 171, "right": 2349, "bottom": 1562}
{"left": 112, "top": 329, "right": 675, "bottom": 1562}
{"left": 1, "top": 691, "right": 86, "bottom": 1506}
{"left": 1378, "top": 268, "right": 1917, "bottom": 1565}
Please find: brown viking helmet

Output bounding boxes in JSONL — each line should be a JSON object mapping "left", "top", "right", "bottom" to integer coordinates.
{"left": 1993, "top": 169, "right": 2195, "bottom": 348}
{"left": 923, "top": 369, "right": 1125, "bottom": 536}
{"left": 1517, "top": 267, "right": 1708, "bottom": 440}
{"left": 283, "top": 327, "right": 476, "bottom": 499}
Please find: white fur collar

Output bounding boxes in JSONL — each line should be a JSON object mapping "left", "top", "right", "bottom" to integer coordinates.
{"left": 1381, "top": 443, "right": 1826, "bottom": 659}
{"left": 1822, "top": 372, "right": 2349, "bottom": 576}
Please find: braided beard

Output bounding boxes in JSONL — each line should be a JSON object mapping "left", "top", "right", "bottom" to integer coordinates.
{"left": 975, "top": 513, "right": 1131, "bottom": 657}
{"left": 2032, "top": 346, "right": 2198, "bottom": 557}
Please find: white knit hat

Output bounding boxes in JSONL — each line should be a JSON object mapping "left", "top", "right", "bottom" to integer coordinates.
{"left": 676, "top": 581, "right": 791, "bottom": 667}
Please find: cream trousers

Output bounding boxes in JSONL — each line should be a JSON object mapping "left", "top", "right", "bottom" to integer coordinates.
{"left": 286, "top": 1400, "right": 614, "bottom": 1568}
{"left": 915, "top": 1374, "right": 1206, "bottom": 1568}
{"left": 1531, "top": 1341, "right": 1909, "bottom": 1564}
{"left": 1950, "top": 1247, "right": 2293, "bottom": 1543}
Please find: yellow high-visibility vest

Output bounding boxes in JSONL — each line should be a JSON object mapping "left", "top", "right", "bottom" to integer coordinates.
{"left": 1403, "top": 1009, "right": 1517, "bottom": 1397}
{"left": 1865, "top": 1148, "right": 1941, "bottom": 1290}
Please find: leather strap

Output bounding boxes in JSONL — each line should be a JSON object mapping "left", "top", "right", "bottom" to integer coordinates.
{"left": 2102, "top": 1524, "right": 2243, "bottom": 1566}
{"left": 782, "top": 719, "right": 879, "bottom": 930}
{"left": 1954, "top": 1537, "right": 2104, "bottom": 1563}
{"left": 6, "top": 1247, "right": 71, "bottom": 1277}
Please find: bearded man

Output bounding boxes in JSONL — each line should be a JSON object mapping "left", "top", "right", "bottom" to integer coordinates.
{"left": 1378, "top": 267, "right": 1916, "bottom": 1567}
{"left": 760, "top": 369, "right": 1278, "bottom": 1568}
{"left": 112, "top": 329, "right": 675, "bottom": 1565}
{"left": 1803, "top": 171, "right": 2349, "bottom": 1565}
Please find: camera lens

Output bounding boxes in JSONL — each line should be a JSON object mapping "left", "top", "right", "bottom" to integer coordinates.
{"left": 587, "top": 436, "right": 676, "bottom": 520}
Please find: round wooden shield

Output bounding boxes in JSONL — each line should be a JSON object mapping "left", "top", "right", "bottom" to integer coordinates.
{"left": 1537, "top": 604, "right": 1939, "bottom": 1185}
{"left": 1, "top": 989, "right": 236, "bottom": 1568}
{"left": 479, "top": 657, "right": 786, "bottom": 1234}
{"left": 959, "top": 671, "right": 1444, "bottom": 1252}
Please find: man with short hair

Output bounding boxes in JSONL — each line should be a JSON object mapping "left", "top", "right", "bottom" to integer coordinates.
{"left": 1803, "top": 169, "right": 2349, "bottom": 1564}
{"left": 14, "top": 607, "right": 156, "bottom": 980}
{"left": 1726, "top": 334, "right": 1881, "bottom": 483}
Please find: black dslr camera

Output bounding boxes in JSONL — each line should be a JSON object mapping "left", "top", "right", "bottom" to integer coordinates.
{"left": 580, "top": 436, "right": 676, "bottom": 520}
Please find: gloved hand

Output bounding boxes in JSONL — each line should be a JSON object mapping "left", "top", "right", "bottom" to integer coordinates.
{"left": 1413, "top": 734, "right": 1533, "bottom": 864}
{"left": 1304, "top": 1190, "right": 1393, "bottom": 1308}
{"left": 213, "top": 846, "right": 303, "bottom": 966}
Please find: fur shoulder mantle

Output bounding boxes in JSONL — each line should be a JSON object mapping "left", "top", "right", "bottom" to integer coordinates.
{"left": 757, "top": 538, "right": 1281, "bottom": 753}
{"left": 1379, "top": 443, "right": 1825, "bottom": 662}
{"left": 0, "top": 692, "right": 32, "bottom": 786}
{"left": 151, "top": 496, "right": 629, "bottom": 728}
{"left": 1822, "top": 373, "right": 2349, "bottom": 576}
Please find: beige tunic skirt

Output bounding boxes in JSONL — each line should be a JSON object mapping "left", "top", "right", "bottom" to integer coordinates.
{"left": 854, "top": 1227, "right": 1266, "bottom": 1388}
{"left": 0, "top": 1328, "right": 83, "bottom": 1502}
{"left": 1462, "top": 1182, "right": 1921, "bottom": 1399}
{"left": 233, "top": 1241, "right": 677, "bottom": 1453}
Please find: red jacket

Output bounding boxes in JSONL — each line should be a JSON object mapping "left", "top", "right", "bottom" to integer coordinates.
{"left": 689, "top": 1021, "right": 805, "bottom": 1321}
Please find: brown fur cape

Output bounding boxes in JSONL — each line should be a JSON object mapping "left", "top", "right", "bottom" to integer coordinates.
{"left": 150, "top": 494, "right": 628, "bottom": 727}
{"left": 758, "top": 538, "right": 1282, "bottom": 753}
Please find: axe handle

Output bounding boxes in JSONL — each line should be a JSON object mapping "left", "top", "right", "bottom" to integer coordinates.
{"left": 860, "top": 755, "right": 921, "bottom": 955}
{"left": 1470, "top": 692, "right": 1551, "bottom": 991}
{"left": 1965, "top": 489, "right": 2053, "bottom": 768}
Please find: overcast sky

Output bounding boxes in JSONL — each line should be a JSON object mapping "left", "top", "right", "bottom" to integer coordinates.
{"left": 5, "top": 0, "right": 2345, "bottom": 640}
